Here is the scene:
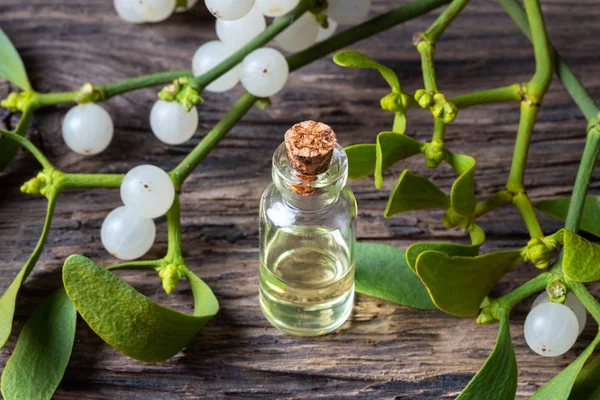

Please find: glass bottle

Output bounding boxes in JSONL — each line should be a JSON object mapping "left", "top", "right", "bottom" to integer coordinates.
{"left": 259, "top": 138, "right": 357, "bottom": 336}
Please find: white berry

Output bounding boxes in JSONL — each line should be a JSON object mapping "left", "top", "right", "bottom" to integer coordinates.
{"left": 62, "top": 103, "right": 114, "bottom": 156}
{"left": 316, "top": 17, "right": 338, "bottom": 42}
{"left": 132, "top": 0, "right": 176, "bottom": 22}
{"left": 114, "top": 0, "right": 145, "bottom": 23}
{"left": 327, "top": 0, "right": 371, "bottom": 25}
{"left": 175, "top": 0, "right": 198, "bottom": 12}
{"left": 150, "top": 100, "right": 199, "bottom": 145}
{"left": 240, "top": 48, "right": 289, "bottom": 97}
{"left": 120, "top": 165, "right": 175, "bottom": 218}
{"left": 192, "top": 41, "right": 241, "bottom": 92}
{"left": 216, "top": 6, "right": 266, "bottom": 50}
{"left": 205, "top": 0, "right": 255, "bottom": 20}
{"left": 275, "top": 13, "right": 319, "bottom": 52}
{"left": 101, "top": 206, "right": 156, "bottom": 260}
{"left": 524, "top": 302, "right": 579, "bottom": 357}
{"left": 256, "top": 0, "right": 299, "bottom": 17}
{"left": 532, "top": 292, "right": 587, "bottom": 335}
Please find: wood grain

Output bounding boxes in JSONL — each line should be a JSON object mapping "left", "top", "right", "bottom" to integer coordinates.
{"left": 1, "top": 0, "right": 600, "bottom": 399}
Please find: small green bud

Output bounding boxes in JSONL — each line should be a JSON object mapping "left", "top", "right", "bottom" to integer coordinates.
{"left": 522, "top": 237, "right": 552, "bottom": 269}
{"left": 76, "top": 83, "right": 102, "bottom": 104}
{"left": 476, "top": 309, "right": 495, "bottom": 325}
{"left": 20, "top": 169, "right": 62, "bottom": 198}
{"left": 415, "top": 89, "right": 433, "bottom": 108}
{"left": 255, "top": 98, "right": 272, "bottom": 110}
{"left": 158, "top": 80, "right": 180, "bottom": 102}
{"left": 159, "top": 264, "right": 184, "bottom": 294}
{"left": 424, "top": 139, "right": 446, "bottom": 168}
{"left": 441, "top": 102, "right": 458, "bottom": 123}
{"left": 1, "top": 91, "right": 33, "bottom": 112}
{"left": 380, "top": 92, "right": 405, "bottom": 113}
{"left": 442, "top": 207, "right": 466, "bottom": 228}
{"left": 431, "top": 103, "right": 445, "bottom": 119}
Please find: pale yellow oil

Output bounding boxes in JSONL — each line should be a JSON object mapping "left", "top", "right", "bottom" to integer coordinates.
{"left": 259, "top": 227, "right": 354, "bottom": 336}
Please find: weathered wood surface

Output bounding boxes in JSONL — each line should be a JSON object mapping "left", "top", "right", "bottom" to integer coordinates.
{"left": 1, "top": 0, "right": 600, "bottom": 398}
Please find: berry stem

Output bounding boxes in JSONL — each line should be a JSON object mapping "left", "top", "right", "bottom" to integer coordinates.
{"left": 473, "top": 190, "right": 514, "bottom": 218}
{"left": 513, "top": 192, "right": 544, "bottom": 239}
{"left": 496, "top": 272, "right": 550, "bottom": 310}
{"left": 57, "top": 173, "right": 124, "bottom": 189}
{"left": 425, "top": 0, "right": 471, "bottom": 43}
{"left": 106, "top": 260, "right": 164, "bottom": 272}
{"left": 165, "top": 194, "right": 184, "bottom": 264}
{"left": 451, "top": 84, "right": 522, "bottom": 109}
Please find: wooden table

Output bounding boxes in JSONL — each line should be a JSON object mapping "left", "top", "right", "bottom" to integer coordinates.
{"left": 1, "top": 1, "right": 599, "bottom": 398}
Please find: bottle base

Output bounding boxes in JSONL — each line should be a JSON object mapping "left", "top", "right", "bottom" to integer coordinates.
{"left": 259, "top": 284, "right": 355, "bottom": 336}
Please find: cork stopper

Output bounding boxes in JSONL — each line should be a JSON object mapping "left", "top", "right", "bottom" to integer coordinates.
{"left": 284, "top": 120, "right": 336, "bottom": 176}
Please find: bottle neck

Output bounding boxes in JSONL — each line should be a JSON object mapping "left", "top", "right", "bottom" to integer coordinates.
{"left": 272, "top": 142, "right": 348, "bottom": 210}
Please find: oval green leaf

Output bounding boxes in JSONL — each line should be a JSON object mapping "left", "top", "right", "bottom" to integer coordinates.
{"left": 345, "top": 143, "right": 376, "bottom": 180}
{"left": 63, "top": 255, "right": 219, "bottom": 362}
{"left": 385, "top": 169, "right": 450, "bottom": 217}
{"left": 535, "top": 196, "right": 600, "bottom": 238}
{"left": 456, "top": 310, "right": 517, "bottom": 400}
{"left": 406, "top": 241, "right": 480, "bottom": 274}
{"left": 530, "top": 335, "right": 600, "bottom": 400}
{"left": 571, "top": 353, "right": 600, "bottom": 399}
{"left": 355, "top": 242, "right": 436, "bottom": 310}
{"left": 446, "top": 152, "right": 476, "bottom": 217}
{"left": 415, "top": 250, "right": 522, "bottom": 317}
{"left": 375, "top": 132, "right": 423, "bottom": 189}
{"left": 333, "top": 50, "right": 400, "bottom": 91}
{"left": 1, "top": 289, "right": 76, "bottom": 400}
{"left": 563, "top": 230, "right": 600, "bottom": 282}
{"left": 0, "top": 28, "right": 31, "bottom": 90}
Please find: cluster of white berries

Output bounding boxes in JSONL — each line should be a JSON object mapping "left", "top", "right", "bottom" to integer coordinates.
{"left": 524, "top": 291, "right": 587, "bottom": 357}
{"left": 101, "top": 165, "right": 175, "bottom": 260}
{"left": 114, "top": 0, "right": 199, "bottom": 24}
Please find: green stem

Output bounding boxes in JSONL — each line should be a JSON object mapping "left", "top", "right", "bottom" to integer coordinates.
{"left": 474, "top": 190, "right": 514, "bottom": 218}
{"left": 523, "top": 0, "right": 552, "bottom": 98}
{"left": 106, "top": 259, "right": 164, "bottom": 272}
{"left": 23, "top": 194, "right": 57, "bottom": 279}
{"left": 506, "top": 102, "right": 538, "bottom": 192}
{"left": 57, "top": 173, "right": 124, "bottom": 189}
{"left": 188, "top": 0, "right": 313, "bottom": 91}
{"left": 513, "top": 192, "right": 543, "bottom": 238}
{"left": 432, "top": 118, "right": 446, "bottom": 141}
{"left": 497, "top": 271, "right": 549, "bottom": 309}
{"left": 417, "top": 41, "right": 438, "bottom": 92}
{"left": 451, "top": 84, "right": 522, "bottom": 109}
{"left": 165, "top": 194, "right": 183, "bottom": 263}
{"left": 32, "top": 91, "right": 78, "bottom": 109}
{"left": 98, "top": 70, "right": 192, "bottom": 100}
{"left": 0, "top": 127, "right": 53, "bottom": 170}
{"left": 169, "top": 93, "right": 257, "bottom": 186}
{"left": 499, "top": 0, "right": 598, "bottom": 121}
{"left": 569, "top": 281, "right": 600, "bottom": 325}
{"left": 425, "top": 0, "right": 471, "bottom": 43}
{"left": 287, "top": 0, "right": 452, "bottom": 71}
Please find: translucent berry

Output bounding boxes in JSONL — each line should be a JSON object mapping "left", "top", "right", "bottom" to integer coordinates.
{"left": 316, "top": 17, "right": 338, "bottom": 42}
{"left": 120, "top": 165, "right": 175, "bottom": 218}
{"left": 240, "top": 47, "right": 289, "bottom": 97}
{"left": 62, "top": 103, "right": 114, "bottom": 156}
{"left": 101, "top": 206, "right": 156, "bottom": 260}
{"left": 524, "top": 302, "right": 579, "bottom": 357}
{"left": 114, "top": 0, "right": 145, "bottom": 23}
{"left": 205, "top": 0, "right": 255, "bottom": 20}
{"left": 327, "top": 0, "right": 371, "bottom": 25}
{"left": 150, "top": 100, "right": 199, "bottom": 145}
{"left": 192, "top": 41, "right": 241, "bottom": 92}
{"left": 275, "top": 13, "right": 319, "bottom": 52}
{"left": 132, "top": 0, "right": 176, "bottom": 22}
{"left": 216, "top": 6, "right": 266, "bottom": 50}
{"left": 256, "top": 0, "right": 299, "bottom": 17}
{"left": 532, "top": 292, "right": 587, "bottom": 335}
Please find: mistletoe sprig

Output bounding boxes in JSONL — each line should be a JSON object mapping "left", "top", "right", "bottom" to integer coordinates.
{"left": 342, "top": 0, "right": 600, "bottom": 398}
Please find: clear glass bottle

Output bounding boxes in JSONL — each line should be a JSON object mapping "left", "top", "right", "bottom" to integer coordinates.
{"left": 259, "top": 142, "right": 357, "bottom": 336}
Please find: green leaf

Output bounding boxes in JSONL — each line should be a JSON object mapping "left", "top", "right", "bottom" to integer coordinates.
{"left": 446, "top": 152, "right": 476, "bottom": 217}
{"left": 355, "top": 242, "right": 436, "bottom": 310}
{"left": 0, "top": 28, "right": 31, "bottom": 90}
{"left": 385, "top": 170, "right": 450, "bottom": 217}
{"left": 468, "top": 223, "right": 486, "bottom": 246}
{"left": 415, "top": 250, "right": 522, "bottom": 317}
{"left": 563, "top": 230, "right": 600, "bottom": 282}
{"left": 1, "top": 288, "right": 76, "bottom": 400}
{"left": 531, "top": 335, "right": 600, "bottom": 400}
{"left": 535, "top": 196, "right": 600, "bottom": 238}
{"left": 375, "top": 132, "right": 423, "bottom": 189}
{"left": 571, "top": 353, "right": 600, "bottom": 399}
{"left": 456, "top": 310, "right": 517, "bottom": 400}
{"left": 333, "top": 50, "right": 400, "bottom": 91}
{"left": 63, "top": 255, "right": 219, "bottom": 362}
{"left": 345, "top": 143, "right": 376, "bottom": 180}
{"left": 406, "top": 242, "right": 480, "bottom": 274}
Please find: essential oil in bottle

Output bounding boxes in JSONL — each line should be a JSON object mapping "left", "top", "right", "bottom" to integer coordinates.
{"left": 259, "top": 121, "right": 357, "bottom": 336}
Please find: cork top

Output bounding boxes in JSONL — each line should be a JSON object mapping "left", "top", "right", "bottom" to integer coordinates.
{"left": 284, "top": 120, "right": 337, "bottom": 176}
